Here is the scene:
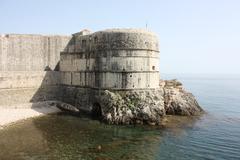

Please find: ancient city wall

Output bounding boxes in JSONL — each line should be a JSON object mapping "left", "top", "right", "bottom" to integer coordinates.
{"left": 0, "top": 29, "right": 161, "bottom": 114}
{"left": 0, "top": 29, "right": 203, "bottom": 124}
{"left": 0, "top": 34, "right": 71, "bottom": 71}
{"left": 0, "top": 34, "right": 71, "bottom": 106}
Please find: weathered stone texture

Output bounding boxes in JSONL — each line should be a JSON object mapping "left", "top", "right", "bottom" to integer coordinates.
{"left": 162, "top": 79, "right": 203, "bottom": 116}
{"left": 0, "top": 86, "right": 62, "bottom": 106}
{"left": 0, "top": 34, "right": 71, "bottom": 106}
{"left": 0, "top": 34, "right": 71, "bottom": 71}
{"left": 60, "top": 29, "right": 160, "bottom": 90}
{"left": 60, "top": 79, "right": 203, "bottom": 125}
{"left": 0, "top": 71, "right": 60, "bottom": 89}
{"left": 0, "top": 29, "right": 203, "bottom": 125}
{"left": 57, "top": 29, "right": 203, "bottom": 125}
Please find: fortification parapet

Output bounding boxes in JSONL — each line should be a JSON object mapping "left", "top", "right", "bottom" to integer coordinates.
{"left": 65, "top": 29, "right": 158, "bottom": 52}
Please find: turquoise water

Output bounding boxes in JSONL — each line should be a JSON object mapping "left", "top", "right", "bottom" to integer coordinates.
{"left": 1, "top": 75, "right": 240, "bottom": 160}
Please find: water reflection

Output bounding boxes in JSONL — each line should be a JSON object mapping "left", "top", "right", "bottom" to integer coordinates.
{"left": 0, "top": 113, "right": 200, "bottom": 160}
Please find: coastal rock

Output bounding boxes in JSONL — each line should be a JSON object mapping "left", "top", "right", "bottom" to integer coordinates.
{"left": 54, "top": 101, "right": 80, "bottom": 113}
{"left": 162, "top": 79, "right": 203, "bottom": 116}
{"left": 94, "top": 79, "right": 203, "bottom": 125}
{"left": 98, "top": 89, "right": 165, "bottom": 125}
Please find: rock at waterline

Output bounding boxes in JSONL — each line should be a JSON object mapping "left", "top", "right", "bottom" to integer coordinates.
{"left": 57, "top": 79, "right": 204, "bottom": 125}
{"left": 162, "top": 79, "right": 203, "bottom": 116}
{"left": 97, "top": 79, "right": 203, "bottom": 125}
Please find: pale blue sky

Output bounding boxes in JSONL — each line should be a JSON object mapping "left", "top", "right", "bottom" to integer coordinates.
{"left": 1, "top": 0, "right": 239, "bottom": 74}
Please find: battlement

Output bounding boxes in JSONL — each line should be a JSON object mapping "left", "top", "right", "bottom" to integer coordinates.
{"left": 65, "top": 29, "right": 159, "bottom": 53}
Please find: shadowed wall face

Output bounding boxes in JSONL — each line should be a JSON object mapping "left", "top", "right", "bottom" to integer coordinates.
{"left": 0, "top": 34, "right": 71, "bottom": 106}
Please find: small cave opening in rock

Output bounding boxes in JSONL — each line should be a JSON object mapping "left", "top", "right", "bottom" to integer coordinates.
{"left": 91, "top": 103, "right": 102, "bottom": 119}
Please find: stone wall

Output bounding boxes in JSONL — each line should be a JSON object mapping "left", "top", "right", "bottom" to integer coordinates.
{"left": 59, "top": 29, "right": 161, "bottom": 114}
{"left": 0, "top": 29, "right": 161, "bottom": 114}
{"left": 60, "top": 29, "right": 160, "bottom": 90}
{"left": 0, "top": 34, "right": 70, "bottom": 71}
{"left": 0, "top": 29, "right": 203, "bottom": 125}
{"left": 0, "top": 34, "right": 71, "bottom": 106}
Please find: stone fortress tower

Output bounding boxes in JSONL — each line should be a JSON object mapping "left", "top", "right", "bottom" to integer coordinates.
{"left": 59, "top": 29, "right": 202, "bottom": 124}
{"left": 60, "top": 29, "right": 160, "bottom": 90}
{"left": 59, "top": 29, "right": 165, "bottom": 123}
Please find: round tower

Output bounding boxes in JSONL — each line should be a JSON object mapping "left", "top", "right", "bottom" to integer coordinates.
{"left": 60, "top": 29, "right": 160, "bottom": 90}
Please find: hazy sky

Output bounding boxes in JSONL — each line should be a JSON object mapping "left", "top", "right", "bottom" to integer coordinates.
{"left": 1, "top": 0, "right": 239, "bottom": 74}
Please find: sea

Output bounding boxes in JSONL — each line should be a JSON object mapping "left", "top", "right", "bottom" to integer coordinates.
{"left": 0, "top": 74, "right": 240, "bottom": 160}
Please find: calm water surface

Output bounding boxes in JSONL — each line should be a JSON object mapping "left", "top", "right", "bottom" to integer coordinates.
{"left": 1, "top": 74, "right": 240, "bottom": 160}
